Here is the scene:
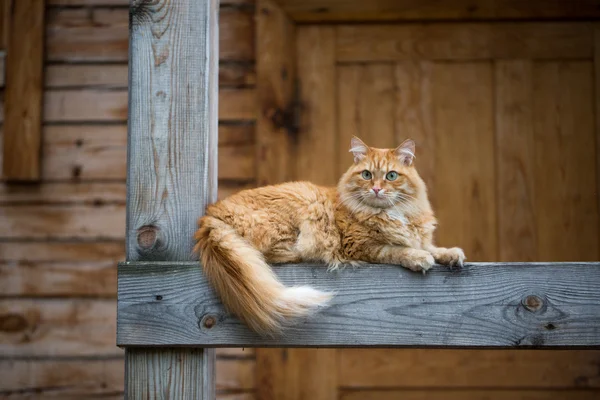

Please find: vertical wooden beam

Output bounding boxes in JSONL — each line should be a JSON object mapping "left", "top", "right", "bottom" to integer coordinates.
{"left": 495, "top": 61, "right": 537, "bottom": 262}
{"left": 256, "top": 8, "right": 337, "bottom": 399}
{"left": 595, "top": 25, "right": 600, "bottom": 254}
{"left": 2, "top": 0, "right": 44, "bottom": 181}
{"left": 256, "top": 0, "right": 297, "bottom": 186}
{"left": 124, "top": 0, "right": 219, "bottom": 398}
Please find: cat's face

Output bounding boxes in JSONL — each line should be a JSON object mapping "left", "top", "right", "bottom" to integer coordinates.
{"left": 338, "top": 137, "right": 426, "bottom": 212}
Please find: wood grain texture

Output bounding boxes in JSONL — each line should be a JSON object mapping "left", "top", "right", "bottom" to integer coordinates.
{"left": 432, "top": 63, "right": 497, "bottom": 261}
{"left": 0, "top": 0, "right": 10, "bottom": 51}
{"left": 124, "top": 0, "right": 218, "bottom": 397}
{"left": 394, "top": 62, "right": 435, "bottom": 207}
{"left": 45, "top": 7, "right": 254, "bottom": 62}
{"left": 336, "top": 23, "right": 593, "bottom": 62}
{"left": 0, "top": 358, "right": 256, "bottom": 398}
{"left": 0, "top": 205, "right": 125, "bottom": 240}
{"left": 495, "top": 61, "right": 537, "bottom": 262}
{"left": 45, "top": 64, "right": 129, "bottom": 89}
{"left": 6, "top": 89, "right": 255, "bottom": 123}
{"left": 0, "top": 299, "right": 120, "bottom": 356}
{"left": 0, "top": 261, "right": 117, "bottom": 296}
{"left": 256, "top": 0, "right": 296, "bottom": 186}
{"left": 337, "top": 64, "right": 396, "bottom": 176}
{"left": 257, "top": 348, "right": 337, "bottom": 400}
{"left": 3, "top": 125, "right": 255, "bottom": 181}
{"left": 0, "top": 53, "right": 4, "bottom": 88}
{"left": 0, "top": 358, "right": 125, "bottom": 398}
{"left": 2, "top": 0, "right": 45, "bottom": 181}
{"left": 0, "top": 242, "right": 125, "bottom": 262}
{"left": 338, "top": 349, "right": 600, "bottom": 388}
{"left": 118, "top": 262, "right": 600, "bottom": 347}
{"left": 277, "top": 0, "right": 600, "bottom": 22}
{"left": 0, "top": 182, "right": 125, "bottom": 205}
{"left": 126, "top": 0, "right": 216, "bottom": 261}
{"left": 533, "top": 62, "right": 599, "bottom": 261}
{"left": 268, "top": 25, "right": 340, "bottom": 400}
{"left": 125, "top": 348, "right": 215, "bottom": 400}
{"left": 0, "top": 181, "right": 244, "bottom": 205}
{"left": 596, "top": 27, "right": 600, "bottom": 254}
{"left": 339, "top": 390, "right": 600, "bottom": 400}
{"left": 295, "top": 26, "right": 337, "bottom": 185}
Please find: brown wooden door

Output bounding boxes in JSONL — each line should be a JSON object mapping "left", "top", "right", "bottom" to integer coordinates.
{"left": 257, "top": 16, "right": 600, "bottom": 400}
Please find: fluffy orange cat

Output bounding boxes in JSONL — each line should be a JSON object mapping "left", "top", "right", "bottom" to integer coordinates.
{"left": 194, "top": 137, "right": 465, "bottom": 335}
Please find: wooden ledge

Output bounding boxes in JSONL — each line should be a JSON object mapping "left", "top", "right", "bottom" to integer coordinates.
{"left": 117, "top": 262, "right": 600, "bottom": 348}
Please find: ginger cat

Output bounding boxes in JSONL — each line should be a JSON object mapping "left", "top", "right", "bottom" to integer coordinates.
{"left": 194, "top": 137, "right": 465, "bottom": 335}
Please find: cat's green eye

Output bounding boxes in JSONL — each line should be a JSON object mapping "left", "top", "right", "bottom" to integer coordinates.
{"left": 361, "top": 170, "right": 372, "bottom": 180}
{"left": 386, "top": 171, "right": 399, "bottom": 181}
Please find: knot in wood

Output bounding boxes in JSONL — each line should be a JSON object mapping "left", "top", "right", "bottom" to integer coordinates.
{"left": 202, "top": 315, "right": 217, "bottom": 329}
{"left": 522, "top": 295, "right": 543, "bottom": 312}
{"left": 0, "top": 313, "right": 28, "bottom": 332}
{"left": 137, "top": 225, "right": 159, "bottom": 250}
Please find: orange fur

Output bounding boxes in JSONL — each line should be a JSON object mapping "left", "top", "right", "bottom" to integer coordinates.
{"left": 194, "top": 137, "right": 465, "bottom": 335}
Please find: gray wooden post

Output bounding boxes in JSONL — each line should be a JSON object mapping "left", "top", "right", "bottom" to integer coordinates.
{"left": 124, "top": 0, "right": 218, "bottom": 398}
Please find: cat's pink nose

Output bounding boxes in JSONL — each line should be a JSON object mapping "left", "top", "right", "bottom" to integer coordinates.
{"left": 372, "top": 187, "right": 381, "bottom": 195}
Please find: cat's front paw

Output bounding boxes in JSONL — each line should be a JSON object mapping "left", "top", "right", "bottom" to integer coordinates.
{"left": 436, "top": 247, "right": 465, "bottom": 268}
{"left": 403, "top": 251, "right": 435, "bottom": 274}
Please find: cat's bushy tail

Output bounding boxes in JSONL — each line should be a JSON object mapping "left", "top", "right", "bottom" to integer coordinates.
{"left": 194, "top": 215, "right": 332, "bottom": 335}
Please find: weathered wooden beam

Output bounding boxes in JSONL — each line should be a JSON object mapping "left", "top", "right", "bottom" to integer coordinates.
{"left": 118, "top": 262, "right": 600, "bottom": 348}
{"left": 123, "top": 0, "right": 219, "bottom": 398}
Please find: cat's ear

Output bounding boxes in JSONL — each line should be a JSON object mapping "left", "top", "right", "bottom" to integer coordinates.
{"left": 394, "top": 139, "right": 415, "bottom": 166}
{"left": 349, "top": 136, "right": 368, "bottom": 163}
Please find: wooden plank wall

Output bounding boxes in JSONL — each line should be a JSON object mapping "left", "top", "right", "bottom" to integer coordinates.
{"left": 0, "top": 0, "right": 257, "bottom": 398}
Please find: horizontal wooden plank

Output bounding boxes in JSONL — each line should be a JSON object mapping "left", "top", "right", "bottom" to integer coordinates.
{"left": 0, "top": 183, "right": 126, "bottom": 205}
{"left": 117, "top": 262, "right": 600, "bottom": 347}
{"left": 37, "top": 124, "right": 136, "bottom": 178}
{"left": 278, "top": 0, "right": 600, "bottom": 22}
{"left": 46, "top": 7, "right": 254, "bottom": 62}
{"left": 45, "top": 63, "right": 255, "bottom": 88}
{"left": 0, "top": 299, "right": 120, "bottom": 356}
{"left": 339, "top": 390, "right": 600, "bottom": 400}
{"left": 0, "top": 261, "right": 117, "bottom": 297}
{"left": 0, "top": 242, "right": 125, "bottom": 262}
{"left": 338, "top": 349, "right": 600, "bottom": 388}
{"left": 43, "top": 90, "right": 128, "bottom": 122}
{"left": 45, "top": 64, "right": 128, "bottom": 88}
{"left": 0, "top": 205, "right": 125, "bottom": 240}
{"left": 336, "top": 23, "right": 593, "bottom": 62}
{"left": 0, "top": 358, "right": 124, "bottom": 398}
{"left": 0, "top": 358, "right": 255, "bottom": 397}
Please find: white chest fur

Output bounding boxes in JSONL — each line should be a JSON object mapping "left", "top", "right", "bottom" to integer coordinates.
{"left": 386, "top": 208, "right": 409, "bottom": 224}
